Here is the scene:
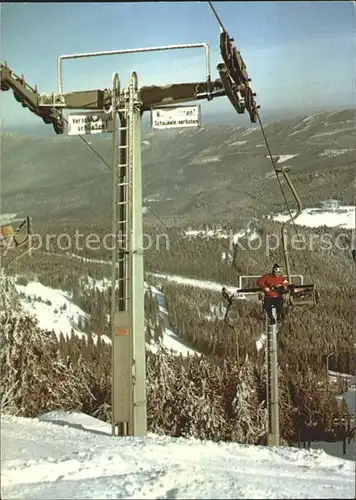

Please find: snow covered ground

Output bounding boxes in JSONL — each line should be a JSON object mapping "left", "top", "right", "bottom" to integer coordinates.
{"left": 273, "top": 205, "right": 355, "bottom": 229}
{"left": 16, "top": 281, "right": 88, "bottom": 338}
{"left": 13, "top": 278, "right": 196, "bottom": 357}
{"left": 2, "top": 411, "right": 355, "bottom": 500}
{"left": 15, "top": 281, "right": 111, "bottom": 345}
{"left": 319, "top": 148, "right": 355, "bottom": 158}
{"left": 183, "top": 226, "right": 259, "bottom": 244}
{"left": 266, "top": 154, "right": 299, "bottom": 163}
{"left": 181, "top": 203, "right": 353, "bottom": 244}
{"left": 148, "top": 327, "right": 199, "bottom": 356}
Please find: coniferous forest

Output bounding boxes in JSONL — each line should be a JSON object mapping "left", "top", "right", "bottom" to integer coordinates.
{"left": 1, "top": 215, "right": 354, "bottom": 448}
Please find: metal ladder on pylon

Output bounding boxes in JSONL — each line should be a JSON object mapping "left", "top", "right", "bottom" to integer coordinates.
{"left": 113, "top": 78, "right": 137, "bottom": 314}
{"left": 110, "top": 72, "right": 146, "bottom": 437}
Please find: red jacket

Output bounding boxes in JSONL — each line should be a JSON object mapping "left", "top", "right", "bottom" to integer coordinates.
{"left": 257, "top": 273, "right": 289, "bottom": 298}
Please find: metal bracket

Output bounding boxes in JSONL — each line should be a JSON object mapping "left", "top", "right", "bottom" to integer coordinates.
{"left": 218, "top": 31, "right": 259, "bottom": 123}
{"left": 38, "top": 93, "right": 66, "bottom": 107}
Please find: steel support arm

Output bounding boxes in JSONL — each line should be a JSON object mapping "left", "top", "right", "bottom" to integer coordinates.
{"left": 1, "top": 63, "right": 64, "bottom": 132}
{"left": 140, "top": 80, "right": 225, "bottom": 110}
{"left": 36, "top": 79, "right": 226, "bottom": 110}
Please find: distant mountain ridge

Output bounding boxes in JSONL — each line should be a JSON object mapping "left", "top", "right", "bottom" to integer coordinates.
{"left": 1, "top": 108, "right": 355, "bottom": 224}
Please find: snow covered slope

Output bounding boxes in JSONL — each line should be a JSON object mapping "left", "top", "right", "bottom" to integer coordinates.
{"left": 181, "top": 204, "right": 354, "bottom": 235}
{"left": 2, "top": 411, "right": 355, "bottom": 500}
{"left": 14, "top": 278, "right": 197, "bottom": 356}
{"left": 147, "top": 327, "right": 199, "bottom": 356}
{"left": 273, "top": 204, "right": 355, "bottom": 229}
{"left": 15, "top": 281, "right": 89, "bottom": 339}
{"left": 15, "top": 281, "right": 111, "bottom": 345}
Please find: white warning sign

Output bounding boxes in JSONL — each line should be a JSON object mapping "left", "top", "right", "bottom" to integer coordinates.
{"left": 67, "top": 112, "right": 114, "bottom": 135}
{"left": 151, "top": 105, "right": 201, "bottom": 130}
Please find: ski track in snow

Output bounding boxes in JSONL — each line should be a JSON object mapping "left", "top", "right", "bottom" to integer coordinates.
{"left": 1, "top": 412, "right": 355, "bottom": 500}
{"left": 149, "top": 272, "right": 240, "bottom": 295}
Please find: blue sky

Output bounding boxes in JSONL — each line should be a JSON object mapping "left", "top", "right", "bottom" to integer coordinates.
{"left": 1, "top": 1, "right": 355, "bottom": 130}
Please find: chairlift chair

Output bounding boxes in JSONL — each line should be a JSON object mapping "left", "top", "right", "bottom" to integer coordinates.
{"left": 287, "top": 284, "right": 319, "bottom": 308}
{"left": 0, "top": 216, "right": 33, "bottom": 267}
{"left": 235, "top": 283, "right": 319, "bottom": 310}
{"left": 221, "top": 273, "right": 318, "bottom": 329}
{"left": 0, "top": 224, "right": 15, "bottom": 256}
{"left": 237, "top": 273, "right": 318, "bottom": 308}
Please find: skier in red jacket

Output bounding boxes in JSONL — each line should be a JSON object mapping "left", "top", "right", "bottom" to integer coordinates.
{"left": 257, "top": 263, "right": 289, "bottom": 325}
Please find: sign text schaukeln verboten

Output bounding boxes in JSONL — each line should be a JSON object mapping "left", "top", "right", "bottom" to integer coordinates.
{"left": 151, "top": 105, "right": 201, "bottom": 130}
{"left": 67, "top": 112, "right": 114, "bottom": 135}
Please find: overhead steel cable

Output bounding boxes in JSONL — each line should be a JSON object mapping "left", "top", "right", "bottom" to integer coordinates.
{"left": 58, "top": 115, "right": 227, "bottom": 274}
{"left": 207, "top": 1, "right": 227, "bottom": 32}
{"left": 256, "top": 112, "right": 317, "bottom": 287}
{"left": 207, "top": 0, "right": 317, "bottom": 288}
{"left": 60, "top": 114, "right": 171, "bottom": 228}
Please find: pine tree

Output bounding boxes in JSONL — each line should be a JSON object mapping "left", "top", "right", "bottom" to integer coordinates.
{"left": 231, "top": 355, "right": 266, "bottom": 444}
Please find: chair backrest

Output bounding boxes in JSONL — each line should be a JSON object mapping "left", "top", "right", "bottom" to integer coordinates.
{"left": 289, "top": 286, "right": 318, "bottom": 307}
{"left": 238, "top": 274, "right": 304, "bottom": 290}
